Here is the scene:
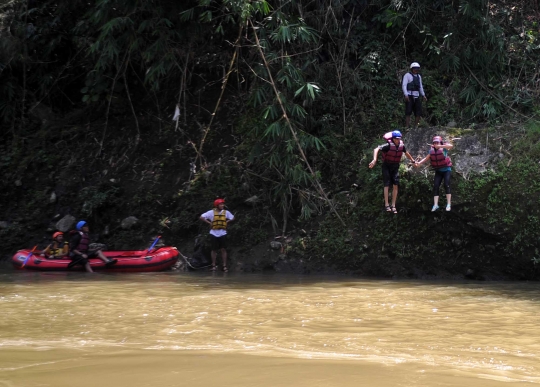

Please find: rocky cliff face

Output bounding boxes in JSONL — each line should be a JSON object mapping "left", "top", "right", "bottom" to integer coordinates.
{"left": 404, "top": 127, "right": 495, "bottom": 176}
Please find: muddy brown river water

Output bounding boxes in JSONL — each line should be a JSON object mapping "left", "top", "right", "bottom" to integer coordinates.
{"left": 1, "top": 271, "right": 539, "bottom": 386}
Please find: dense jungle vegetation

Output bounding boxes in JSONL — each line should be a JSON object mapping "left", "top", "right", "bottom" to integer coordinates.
{"left": 1, "top": 0, "right": 540, "bottom": 279}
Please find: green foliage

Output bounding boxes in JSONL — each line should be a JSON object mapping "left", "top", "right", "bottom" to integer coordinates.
{"left": 78, "top": 185, "right": 121, "bottom": 216}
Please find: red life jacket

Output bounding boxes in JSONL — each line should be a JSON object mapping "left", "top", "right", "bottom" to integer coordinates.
{"left": 383, "top": 140, "right": 404, "bottom": 164}
{"left": 429, "top": 148, "right": 452, "bottom": 169}
{"left": 77, "top": 231, "right": 90, "bottom": 253}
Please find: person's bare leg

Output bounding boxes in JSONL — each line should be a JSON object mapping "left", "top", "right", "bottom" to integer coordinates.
{"left": 221, "top": 248, "right": 227, "bottom": 268}
{"left": 405, "top": 115, "right": 410, "bottom": 128}
{"left": 446, "top": 194, "right": 452, "bottom": 211}
{"left": 433, "top": 195, "right": 439, "bottom": 207}
{"left": 383, "top": 186, "right": 390, "bottom": 207}
{"left": 415, "top": 116, "right": 420, "bottom": 128}
{"left": 85, "top": 262, "right": 93, "bottom": 273}
{"left": 97, "top": 250, "right": 116, "bottom": 265}
{"left": 97, "top": 250, "right": 108, "bottom": 263}
{"left": 391, "top": 185, "right": 398, "bottom": 208}
{"left": 211, "top": 250, "right": 217, "bottom": 269}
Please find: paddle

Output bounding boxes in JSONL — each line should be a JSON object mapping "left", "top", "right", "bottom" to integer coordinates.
{"left": 21, "top": 246, "right": 37, "bottom": 268}
{"left": 145, "top": 235, "right": 161, "bottom": 255}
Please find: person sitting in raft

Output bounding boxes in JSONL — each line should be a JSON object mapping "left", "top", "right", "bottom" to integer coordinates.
{"left": 69, "top": 220, "right": 117, "bottom": 272}
{"left": 415, "top": 135, "right": 454, "bottom": 211}
{"left": 43, "top": 231, "right": 69, "bottom": 259}
{"left": 368, "top": 130, "right": 416, "bottom": 214}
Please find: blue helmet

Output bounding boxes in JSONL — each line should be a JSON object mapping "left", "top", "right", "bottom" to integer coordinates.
{"left": 76, "top": 220, "right": 87, "bottom": 231}
{"left": 392, "top": 130, "right": 402, "bottom": 138}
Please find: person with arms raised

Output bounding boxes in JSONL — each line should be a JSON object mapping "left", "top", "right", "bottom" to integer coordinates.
{"left": 415, "top": 135, "right": 454, "bottom": 211}
{"left": 369, "top": 130, "right": 416, "bottom": 214}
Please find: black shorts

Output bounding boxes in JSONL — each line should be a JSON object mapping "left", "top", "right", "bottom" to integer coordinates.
{"left": 70, "top": 250, "right": 99, "bottom": 265}
{"left": 210, "top": 235, "right": 227, "bottom": 250}
{"left": 382, "top": 163, "right": 400, "bottom": 187}
{"left": 405, "top": 96, "right": 423, "bottom": 117}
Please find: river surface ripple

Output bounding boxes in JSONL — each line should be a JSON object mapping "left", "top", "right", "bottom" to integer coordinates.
{"left": 0, "top": 272, "right": 539, "bottom": 386}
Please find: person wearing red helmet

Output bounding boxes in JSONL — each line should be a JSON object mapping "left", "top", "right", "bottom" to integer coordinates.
{"left": 402, "top": 62, "right": 427, "bottom": 129}
{"left": 415, "top": 135, "right": 454, "bottom": 211}
{"left": 369, "top": 130, "right": 416, "bottom": 214}
{"left": 43, "top": 231, "right": 69, "bottom": 259}
{"left": 199, "top": 198, "right": 235, "bottom": 272}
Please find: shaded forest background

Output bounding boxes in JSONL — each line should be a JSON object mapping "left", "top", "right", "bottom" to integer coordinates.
{"left": 2, "top": 0, "right": 540, "bottom": 278}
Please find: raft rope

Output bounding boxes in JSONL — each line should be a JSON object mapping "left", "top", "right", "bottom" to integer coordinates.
{"left": 177, "top": 251, "right": 212, "bottom": 270}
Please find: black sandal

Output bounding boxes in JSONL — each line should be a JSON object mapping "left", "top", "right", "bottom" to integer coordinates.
{"left": 210, "top": 265, "right": 217, "bottom": 271}
{"left": 385, "top": 205, "right": 392, "bottom": 212}
{"left": 391, "top": 206, "right": 398, "bottom": 214}
{"left": 222, "top": 266, "right": 228, "bottom": 272}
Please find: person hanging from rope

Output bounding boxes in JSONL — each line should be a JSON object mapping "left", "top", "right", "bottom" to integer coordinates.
{"left": 199, "top": 198, "right": 235, "bottom": 272}
{"left": 415, "top": 135, "right": 454, "bottom": 211}
{"left": 369, "top": 130, "right": 416, "bottom": 214}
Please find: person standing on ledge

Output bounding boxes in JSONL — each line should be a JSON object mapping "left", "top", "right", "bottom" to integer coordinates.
{"left": 369, "top": 130, "right": 416, "bottom": 214}
{"left": 200, "top": 198, "right": 235, "bottom": 272}
{"left": 402, "top": 62, "right": 427, "bottom": 129}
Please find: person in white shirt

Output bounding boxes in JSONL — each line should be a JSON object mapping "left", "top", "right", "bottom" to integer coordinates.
{"left": 402, "top": 62, "right": 427, "bottom": 129}
{"left": 199, "top": 198, "right": 235, "bottom": 272}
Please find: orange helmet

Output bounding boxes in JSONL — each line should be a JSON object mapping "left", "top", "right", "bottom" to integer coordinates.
{"left": 53, "top": 232, "right": 63, "bottom": 239}
{"left": 214, "top": 198, "right": 225, "bottom": 207}
{"left": 432, "top": 136, "right": 443, "bottom": 144}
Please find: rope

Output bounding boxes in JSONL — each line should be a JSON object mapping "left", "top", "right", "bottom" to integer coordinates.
{"left": 176, "top": 251, "right": 212, "bottom": 270}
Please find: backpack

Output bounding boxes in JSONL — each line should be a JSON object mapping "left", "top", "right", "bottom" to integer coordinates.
{"left": 383, "top": 132, "right": 393, "bottom": 144}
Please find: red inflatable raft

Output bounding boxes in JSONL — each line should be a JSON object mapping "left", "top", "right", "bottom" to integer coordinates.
{"left": 11, "top": 247, "right": 179, "bottom": 272}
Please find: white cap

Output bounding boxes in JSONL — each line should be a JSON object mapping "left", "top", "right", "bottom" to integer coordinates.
{"left": 410, "top": 62, "right": 420, "bottom": 69}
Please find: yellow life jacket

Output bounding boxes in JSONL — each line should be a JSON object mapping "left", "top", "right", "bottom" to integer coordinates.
{"left": 45, "top": 241, "right": 69, "bottom": 257}
{"left": 211, "top": 209, "right": 227, "bottom": 230}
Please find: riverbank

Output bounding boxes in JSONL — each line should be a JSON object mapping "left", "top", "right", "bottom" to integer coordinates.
{"left": 2, "top": 122, "right": 539, "bottom": 280}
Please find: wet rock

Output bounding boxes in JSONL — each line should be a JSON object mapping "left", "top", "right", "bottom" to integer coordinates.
{"left": 465, "top": 268, "right": 477, "bottom": 279}
{"left": 49, "top": 191, "right": 57, "bottom": 203}
{"left": 15, "top": 180, "right": 22, "bottom": 187}
{"left": 270, "top": 241, "right": 282, "bottom": 250}
{"left": 245, "top": 195, "right": 259, "bottom": 204}
{"left": 55, "top": 215, "right": 76, "bottom": 232}
{"left": 121, "top": 216, "right": 139, "bottom": 229}
{"left": 452, "top": 238, "right": 462, "bottom": 247}
{"left": 447, "top": 121, "right": 457, "bottom": 127}
{"left": 0, "top": 221, "right": 9, "bottom": 229}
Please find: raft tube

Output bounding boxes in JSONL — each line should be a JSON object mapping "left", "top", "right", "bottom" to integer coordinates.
{"left": 11, "top": 247, "right": 179, "bottom": 272}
